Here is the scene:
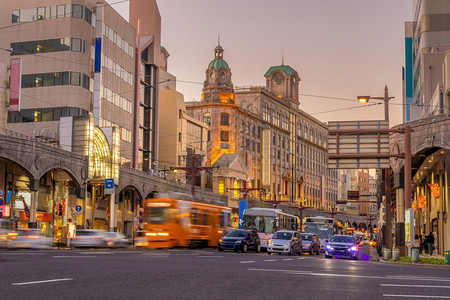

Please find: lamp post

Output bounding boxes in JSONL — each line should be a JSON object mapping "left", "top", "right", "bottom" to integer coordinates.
{"left": 357, "top": 85, "right": 394, "bottom": 122}
{"left": 357, "top": 86, "right": 413, "bottom": 255}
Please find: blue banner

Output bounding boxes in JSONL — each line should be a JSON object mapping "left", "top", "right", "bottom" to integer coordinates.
{"left": 238, "top": 200, "right": 248, "bottom": 229}
{"left": 94, "top": 38, "right": 102, "bottom": 73}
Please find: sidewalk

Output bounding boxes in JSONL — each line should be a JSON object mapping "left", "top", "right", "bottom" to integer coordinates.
{"left": 419, "top": 253, "right": 445, "bottom": 260}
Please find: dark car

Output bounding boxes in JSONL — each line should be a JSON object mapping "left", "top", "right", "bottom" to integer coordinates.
{"left": 300, "top": 233, "right": 320, "bottom": 255}
{"left": 325, "top": 235, "right": 360, "bottom": 260}
{"left": 218, "top": 229, "right": 261, "bottom": 253}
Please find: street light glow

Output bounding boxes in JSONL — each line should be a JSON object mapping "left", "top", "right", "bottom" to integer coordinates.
{"left": 357, "top": 96, "right": 370, "bottom": 103}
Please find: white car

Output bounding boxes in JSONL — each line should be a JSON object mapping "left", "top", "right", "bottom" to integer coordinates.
{"left": 8, "top": 229, "right": 52, "bottom": 249}
{"left": 70, "top": 230, "right": 129, "bottom": 248}
{"left": 267, "top": 230, "right": 302, "bottom": 255}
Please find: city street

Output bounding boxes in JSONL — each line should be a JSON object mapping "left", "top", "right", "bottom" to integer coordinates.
{"left": 1, "top": 246, "right": 449, "bottom": 299}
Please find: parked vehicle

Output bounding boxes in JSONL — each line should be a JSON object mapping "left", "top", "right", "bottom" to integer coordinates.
{"left": 7, "top": 229, "right": 52, "bottom": 249}
{"left": 300, "top": 233, "right": 320, "bottom": 255}
{"left": 218, "top": 229, "right": 261, "bottom": 252}
{"left": 267, "top": 230, "right": 302, "bottom": 255}
{"left": 70, "top": 229, "right": 110, "bottom": 248}
{"left": 325, "top": 235, "right": 360, "bottom": 260}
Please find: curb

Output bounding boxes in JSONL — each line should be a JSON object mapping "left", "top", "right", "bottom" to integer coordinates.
{"left": 377, "top": 258, "right": 450, "bottom": 269}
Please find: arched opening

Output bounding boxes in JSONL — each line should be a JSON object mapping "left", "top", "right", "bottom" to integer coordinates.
{"left": 117, "top": 185, "right": 143, "bottom": 239}
{"left": 0, "top": 157, "right": 34, "bottom": 230}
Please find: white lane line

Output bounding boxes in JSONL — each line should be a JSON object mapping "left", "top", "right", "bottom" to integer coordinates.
{"left": 197, "top": 256, "right": 224, "bottom": 258}
{"left": 12, "top": 278, "right": 73, "bottom": 286}
{"left": 78, "top": 252, "right": 113, "bottom": 255}
{"left": 381, "top": 284, "right": 450, "bottom": 289}
{"left": 264, "top": 259, "right": 276, "bottom": 262}
{"left": 283, "top": 259, "right": 293, "bottom": 261}
{"left": 297, "top": 257, "right": 305, "bottom": 260}
{"left": 240, "top": 261, "right": 255, "bottom": 264}
{"left": 3, "top": 253, "right": 46, "bottom": 255}
{"left": 383, "top": 295, "right": 450, "bottom": 299}
{"left": 248, "top": 269, "right": 450, "bottom": 282}
{"left": 53, "top": 256, "right": 97, "bottom": 258}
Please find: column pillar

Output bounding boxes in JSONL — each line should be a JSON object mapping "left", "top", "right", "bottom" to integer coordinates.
{"left": 29, "top": 179, "right": 39, "bottom": 225}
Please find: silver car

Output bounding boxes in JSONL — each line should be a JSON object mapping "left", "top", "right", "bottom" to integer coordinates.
{"left": 267, "top": 230, "right": 302, "bottom": 255}
{"left": 103, "top": 232, "right": 130, "bottom": 248}
{"left": 8, "top": 229, "right": 52, "bottom": 249}
{"left": 70, "top": 229, "right": 109, "bottom": 248}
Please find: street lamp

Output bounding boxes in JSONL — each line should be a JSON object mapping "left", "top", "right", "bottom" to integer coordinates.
{"left": 357, "top": 85, "right": 394, "bottom": 122}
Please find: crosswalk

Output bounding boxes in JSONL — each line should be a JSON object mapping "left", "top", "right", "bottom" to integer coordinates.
{"left": 380, "top": 280, "right": 450, "bottom": 298}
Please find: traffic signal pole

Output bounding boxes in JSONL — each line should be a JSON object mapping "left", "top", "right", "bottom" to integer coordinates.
{"left": 170, "top": 154, "right": 218, "bottom": 197}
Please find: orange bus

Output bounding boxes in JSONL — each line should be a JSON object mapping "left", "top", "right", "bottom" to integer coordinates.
{"left": 142, "top": 194, "right": 231, "bottom": 248}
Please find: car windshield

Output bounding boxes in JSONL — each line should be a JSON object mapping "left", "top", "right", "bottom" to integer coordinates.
{"left": 243, "top": 216, "right": 276, "bottom": 234}
{"left": 301, "top": 234, "right": 313, "bottom": 241}
{"left": 272, "top": 232, "right": 292, "bottom": 240}
{"left": 305, "top": 223, "right": 333, "bottom": 239}
{"left": 77, "top": 230, "right": 103, "bottom": 236}
{"left": 330, "top": 236, "right": 354, "bottom": 243}
{"left": 225, "top": 230, "right": 248, "bottom": 238}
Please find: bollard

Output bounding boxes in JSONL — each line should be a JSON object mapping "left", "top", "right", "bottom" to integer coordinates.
{"left": 445, "top": 250, "right": 450, "bottom": 265}
{"left": 383, "top": 248, "right": 392, "bottom": 261}
{"left": 392, "top": 248, "right": 400, "bottom": 261}
{"left": 412, "top": 248, "right": 419, "bottom": 263}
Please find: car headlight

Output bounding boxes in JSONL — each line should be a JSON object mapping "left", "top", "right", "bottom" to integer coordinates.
{"left": 304, "top": 243, "right": 311, "bottom": 247}
{"left": 351, "top": 246, "right": 358, "bottom": 251}
{"left": 219, "top": 239, "right": 223, "bottom": 243}
{"left": 268, "top": 239, "right": 272, "bottom": 245}
{"left": 235, "top": 240, "right": 243, "bottom": 244}
{"left": 326, "top": 245, "right": 333, "bottom": 250}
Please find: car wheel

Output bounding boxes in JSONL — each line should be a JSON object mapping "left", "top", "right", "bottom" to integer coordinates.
{"left": 325, "top": 255, "right": 331, "bottom": 259}
{"left": 218, "top": 246, "right": 223, "bottom": 252}
{"left": 242, "top": 243, "right": 248, "bottom": 253}
{"left": 309, "top": 248, "right": 313, "bottom": 255}
{"left": 255, "top": 243, "right": 261, "bottom": 253}
{"left": 267, "top": 252, "right": 271, "bottom": 255}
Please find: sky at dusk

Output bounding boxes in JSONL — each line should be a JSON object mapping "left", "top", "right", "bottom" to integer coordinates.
{"left": 109, "top": 0, "right": 413, "bottom": 127}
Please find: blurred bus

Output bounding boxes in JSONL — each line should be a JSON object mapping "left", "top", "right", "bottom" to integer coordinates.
{"left": 304, "top": 216, "right": 336, "bottom": 251}
{"left": 242, "top": 208, "right": 299, "bottom": 248}
{"left": 142, "top": 193, "right": 231, "bottom": 248}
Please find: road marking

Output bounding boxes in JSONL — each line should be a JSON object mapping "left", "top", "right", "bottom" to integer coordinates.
{"left": 12, "top": 278, "right": 73, "bottom": 286}
{"left": 240, "top": 261, "right": 255, "bottom": 264}
{"left": 297, "top": 257, "right": 305, "bottom": 260}
{"left": 283, "top": 259, "right": 293, "bottom": 261}
{"left": 248, "top": 269, "right": 450, "bottom": 282}
{"left": 264, "top": 259, "right": 276, "bottom": 262}
{"left": 78, "top": 252, "right": 113, "bottom": 255}
{"left": 197, "top": 255, "right": 224, "bottom": 258}
{"left": 381, "top": 284, "right": 450, "bottom": 289}
{"left": 53, "top": 256, "right": 97, "bottom": 258}
{"left": 3, "top": 253, "right": 46, "bottom": 255}
{"left": 383, "top": 295, "right": 450, "bottom": 299}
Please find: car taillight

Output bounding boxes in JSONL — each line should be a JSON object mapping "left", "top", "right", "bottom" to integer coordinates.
{"left": 25, "top": 235, "right": 40, "bottom": 239}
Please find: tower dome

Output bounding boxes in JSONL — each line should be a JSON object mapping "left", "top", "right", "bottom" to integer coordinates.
{"left": 208, "top": 44, "right": 229, "bottom": 70}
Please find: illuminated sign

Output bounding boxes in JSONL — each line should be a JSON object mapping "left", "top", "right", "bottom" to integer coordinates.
{"left": 9, "top": 58, "right": 22, "bottom": 111}
{"left": 428, "top": 184, "right": 439, "bottom": 198}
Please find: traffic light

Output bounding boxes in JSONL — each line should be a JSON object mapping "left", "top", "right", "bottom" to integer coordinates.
{"left": 373, "top": 227, "right": 379, "bottom": 234}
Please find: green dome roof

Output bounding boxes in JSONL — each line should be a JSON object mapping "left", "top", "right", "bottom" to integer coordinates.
{"left": 208, "top": 59, "right": 229, "bottom": 70}
{"left": 264, "top": 65, "right": 296, "bottom": 77}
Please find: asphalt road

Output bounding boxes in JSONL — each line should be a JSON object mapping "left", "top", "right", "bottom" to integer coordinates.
{"left": 1, "top": 245, "right": 449, "bottom": 300}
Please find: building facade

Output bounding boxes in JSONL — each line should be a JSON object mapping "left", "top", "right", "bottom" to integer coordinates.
{"left": 0, "top": 0, "right": 161, "bottom": 238}
{"left": 186, "top": 45, "right": 339, "bottom": 216}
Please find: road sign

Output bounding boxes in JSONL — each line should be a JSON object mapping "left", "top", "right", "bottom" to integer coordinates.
{"left": 0, "top": 212, "right": 2, "bottom": 218}
{"left": 75, "top": 205, "right": 82, "bottom": 212}
{"left": 0, "top": 199, "right": 3, "bottom": 206}
{"left": 0, "top": 189, "right": 4, "bottom": 197}
{"left": 104, "top": 178, "right": 114, "bottom": 194}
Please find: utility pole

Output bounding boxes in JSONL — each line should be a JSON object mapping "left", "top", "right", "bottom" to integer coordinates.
{"left": 170, "top": 154, "right": 218, "bottom": 197}
{"left": 262, "top": 193, "right": 289, "bottom": 209}
{"left": 227, "top": 180, "right": 264, "bottom": 201}
{"left": 289, "top": 202, "right": 310, "bottom": 231}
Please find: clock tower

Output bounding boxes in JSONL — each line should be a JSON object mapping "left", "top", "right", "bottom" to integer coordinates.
{"left": 202, "top": 44, "right": 235, "bottom": 103}
{"left": 265, "top": 64, "right": 300, "bottom": 106}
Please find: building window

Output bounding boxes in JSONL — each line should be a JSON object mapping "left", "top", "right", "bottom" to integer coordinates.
{"left": 233, "top": 180, "right": 239, "bottom": 198}
{"left": 283, "top": 180, "right": 288, "bottom": 195}
{"left": 8, "top": 107, "right": 88, "bottom": 123}
{"left": 220, "top": 113, "right": 229, "bottom": 125}
{"left": 219, "top": 180, "right": 224, "bottom": 194}
{"left": 203, "top": 113, "right": 211, "bottom": 125}
{"left": 220, "top": 131, "right": 229, "bottom": 142}
{"left": 22, "top": 71, "right": 89, "bottom": 90}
